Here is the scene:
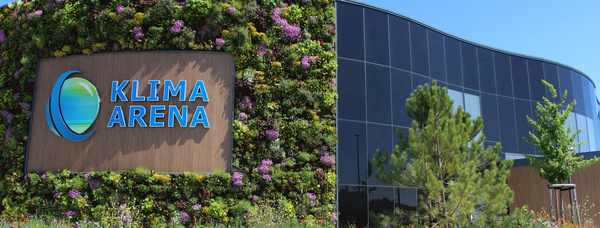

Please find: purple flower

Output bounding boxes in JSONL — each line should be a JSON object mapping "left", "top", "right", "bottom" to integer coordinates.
{"left": 27, "top": 78, "right": 35, "bottom": 83}
{"left": 262, "top": 159, "right": 273, "bottom": 166}
{"left": 2, "top": 110, "right": 8, "bottom": 117}
{"left": 56, "top": 0, "right": 63, "bottom": 3}
{"left": 69, "top": 189, "right": 80, "bottom": 199}
{"left": 6, "top": 113, "right": 13, "bottom": 123}
{"left": 0, "top": 57, "right": 3, "bottom": 63}
{"left": 24, "top": 174, "right": 28, "bottom": 181}
{"left": 54, "top": 192, "right": 61, "bottom": 198}
{"left": 119, "top": 204, "right": 126, "bottom": 212}
{"left": 179, "top": 1, "right": 187, "bottom": 7}
{"left": 258, "top": 44, "right": 268, "bottom": 57}
{"left": 119, "top": 212, "right": 132, "bottom": 224}
{"left": 192, "top": 204, "right": 202, "bottom": 211}
{"left": 84, "top": 173, "right": 91, "bottom": 179}
{"left": 302, "top": 0, "right": 310, "bottom": 2}
{"left": 251, "top": 195, "right": 258, "bottom": 202}
{"left": 0, "top": 30, "right": 7, "bottom": 42}
{"left": 243, "top": 212, "right": 250, "bottom": 219}
{"left": 116, "top": 5, "right": 124, "bottom": 14}
{"left": 301, "top": 56, "right": 316, "bottom": 69}
{"left": 133, "top": 26, "right": 143, "bottom": 41}
{"left": 12, "top": 92, "right": 19, "bottom": 100}
{"left": 215, "top": 38, "right": 225, "bottom": 47}
{"left": 170, "top": 20, "right": 184, "bottom": 34}
{"left": 180, "top": 211, "right": 189, "bottom": 223}
{"left": 271, "top": 7, "right": 287, "bottom": 27}
{"left": 320, "top": 153, "right": 335, "bottom": 165}
{"left": 262, "top": 174, "right": 271, "bottom": 183}
{"left": 228, "top": 7, "right": 237, "bottom": 14}
{"left": 239, "top": 96, "right": 254, "bottom": 114}
{"left": 331, "top": 213, "right": 338, "bottom": 224}
{"left": 282, "top": 24, "right": 301, "bottom": 41}
{"left": 257, "top": 164, "right": 269, "bottom": 174}
{"left": 66, "top": 210, "right": 76, "bottom": 218}
{"left": 232, "top": 172, "right": 243, "bottom": 186}
{"left": 306, "top": 192, "right": 316, "bottom": 206}
{"left": 265, "top": 130, "right": 279, "bottom": 140}
{"left": 239, "top": 112, "right": 248, "bottom": 124}
{"left": 33, "top": 10, "right": 43, "bottom": 17}
{"left": 89, "top": 179, "right": 100, "bottom": 191}
{"left": 41, "top": 173, "right": 47, "bottom": 179}
{"left": 14, "top": 69, "right": 21, "bottom": 79}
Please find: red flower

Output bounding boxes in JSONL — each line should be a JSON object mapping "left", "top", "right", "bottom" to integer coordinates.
{"left": 301, "top": 219, "right": 305, "bottom": 223}
{"left": 319, "top": 219, "right": 322, "bottom": 223}
{"left": 23, "top": 218, "right": 28, "bottom": 222}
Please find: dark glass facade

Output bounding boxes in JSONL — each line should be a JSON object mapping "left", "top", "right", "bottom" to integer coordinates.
{"left": 336, "top": 1, "right": 600, "bottom": 226}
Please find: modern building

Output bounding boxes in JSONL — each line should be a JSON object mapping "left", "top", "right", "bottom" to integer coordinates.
{"left": 335, "top": 0, "right": 600, "bottom": 226}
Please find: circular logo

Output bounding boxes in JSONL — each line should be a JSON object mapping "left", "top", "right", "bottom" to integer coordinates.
{"left": 46, "top": 70, "right": 100, "bottom": 142}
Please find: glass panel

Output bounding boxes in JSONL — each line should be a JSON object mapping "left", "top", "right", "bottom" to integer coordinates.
{"left": 337, "top": 120, "right": 367, "bottom": 185}
{"left": 445, "top": 37, "right": 462, "bottom": 86}
{"left": 369, "top": 187, "right": 395, "bottom": 215}
{"left": 389, "top": 16, "right": 410, "bottom": 70}
{"left": 481, "top": 93, "right": 500, "bottom": 142}
{"left": 428, "top": 30, "right": 445, "bottom": 82}
{"left": 577, "top": 114, "right": 590, "bottom": 152}
{"left": 338, "top": 185, "right": 368, "bottom": 227}
{"left": 447, "top": 89, "right": 463, "bottom": 112}
{"left": 558, "top": 66, "right": 574, "bottom": 105}
{"left": 464, "top": 92, "right": 481, "bottom": 118}
{"left": 336, "top": 3, "right": 364, "bottom": 60}
{"left": 368, "top": 123, "right": 393, "bottom": 186}
{"left": 478, "top": 48, "right": 495, "bottom": 94}
{"left": 543, "top": 63, "right": 560, "bottom": 99}
{"left": 494, "top": 52, "right": 512, "bottom": 97}
{"left": 338, "top": 59, "right": 366, "bottom": 121}
{"left": 587, "top": 117, "right": 597, "bottom": 151}
{"left": 571, "top": 71, "right": 586, "bottom": 114}
{"left": 367, "top": 64, "right": 391, "bottom": 124}
{"left": 498, "top": 96, "right": 518, "bottom": 153}
{"left": 462, "top": 43, "right": 479, "bottom": 90}
{"left": 392, "top": 69, "right": 413, "bottom": 127}
{"left": 412, "top": 74, "right": 430, "bottom": 91}
{"left": 511, "top": 56, "right": 530, "bottom": 100}
{"left": 410, "top": 23, "right": 429, "bottom": 76}
{"left": 583, "top": 79, "right": 594, "bottom": 115}
{"left": 515, "top": 99, "right": 534, "bottom": 155}
{"left": 505, "top": 153, "right": 526, "bottom": 160}
{"left": 396, "top": 187, "right": 418, "bottom": 211}
{"left": 566, "top": 113, "right": 578, "bottom": 147}
{"left": 528, "top": 60, "right": 545, "bottom": 102}
{"left": 365, "top": 9, "right": 389, "bottom": 65}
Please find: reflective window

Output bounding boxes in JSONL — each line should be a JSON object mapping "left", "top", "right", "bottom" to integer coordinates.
{"left": 448, "top": 88, "right": 463, "bottom": 112}
{"left": 392, "top": 69, "right": 413, "bottom": 127}
{"left": 511, "top": 56, "right": 530, "bottom": 100}
{"left": 413, "top": 74, "right": 430, "bottom": 90}
{"left": 587, "top": 117, "right": 597, "bottom": 151}
{"left": 515, "top": 99, "right": 535, "bottom": 155}
{"left": 571, "top": 71, "right": 586, "bottom": 114}
{"left": 528, "top": 60, "right": 545, "bottom": 102}
{"left": 558, "top": 66, "right": 574, "bottom": 105}
{"left": 369, "top": 187, "right": 395, "bottom": 215}
{"left": 464, "top": 92, "right": 481, "bottom": 118}
{"left": 498, "top": 96, "right": 518, "bottom": 153}
{"left": 462, "top": 43, "right": 479, "bottom": 90}
{"left": 566, "top": 113, "right": 578, "bottom": 145}
{"left": 410, "top": 23, "right": 429, "bottom": 76}
{"left": 389, "top": 16, "right": 411, "bottom": 70}
{"left": 428, "top": 30, "right": 446, "bottom": 82}
{"left": 577, "top": 114, "right": 590, "bottom": 152}
{"left": 478, "top": 48, "right": 496, "bottom": 94}
{"left": 368, "top": 123, "right": 393, "bottom": 186}
{"left": 583, "top": 79, "right": 594, "bottom": 116}
{"left": 481, "top": 93, "right": 500, "bottom": 142}
{"left": 543, "top": 63, "right": 560, "bottom": 99}
{"left": 338, "top": 185, "right": 368, "bottom": 227}
{"left": 494, "top": 52, "right": 512, "bottom": 97}
{"left": 367, "top": 64, "right": 391, "bottom": 124}
{"left": 396, "top": 187, "right": 418, "bottom": 211}
{"left": 337, "top": 120, "right": 367, "bottom": 185}
{"left": 337, "top": 59, "right": 366, "bottom": 121}
{"left": 445, "top": 37, "right": 462, "bottom": 86}
{"left": 365, "top": 9, "right": 389, "bottom": 65}
{"left": 336, "top": 3, "right": 364, "bottom": 60}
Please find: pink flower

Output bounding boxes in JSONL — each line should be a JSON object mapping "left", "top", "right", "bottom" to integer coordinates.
{"left": 301, "top": 56, "right": 316, "bottom": 69}
{"left": 232, "top": 172, "right": 243, "bottom": 186}
{"left": 228, "top": 7, "right": 237, "bottom": 14}
{"left": 116, "top": 5, "right": 124, "bottom": 14}
{"left": 33, "top": 10, "right": 43, "bottom": 17}
{"left": 170, "top": 20, "right": 184, "bottom": 34}
{"left": 215, "top": 38, "right": 225, "bottom": 47}
{"left": 0, "top": 30, "right": 8, "bottom": 42}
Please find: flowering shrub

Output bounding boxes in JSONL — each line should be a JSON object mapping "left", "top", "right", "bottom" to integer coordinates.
{"left": 0, "top": 0, "right": 336, "bottom": 224}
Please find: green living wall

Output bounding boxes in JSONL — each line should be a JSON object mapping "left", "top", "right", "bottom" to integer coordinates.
{"left": 0, "top": 0, "right": 337, "bottom": 225}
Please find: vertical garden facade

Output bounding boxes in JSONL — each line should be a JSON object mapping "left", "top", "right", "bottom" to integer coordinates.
{"left": 336, "top": 0, "right": 600, "bottom": 226}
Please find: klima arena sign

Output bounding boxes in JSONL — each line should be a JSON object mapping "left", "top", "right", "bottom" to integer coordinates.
{"left": 27, "top": 52, "right": 234, "bottom": 173}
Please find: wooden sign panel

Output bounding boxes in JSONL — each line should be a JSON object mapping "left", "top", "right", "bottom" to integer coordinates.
{"left": 27, "top": 52, "right": 233, "bottom": 173}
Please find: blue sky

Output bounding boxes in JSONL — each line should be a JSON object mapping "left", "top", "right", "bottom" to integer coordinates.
{"left": 1, "top": 0, "right": 599, "bottom": 98}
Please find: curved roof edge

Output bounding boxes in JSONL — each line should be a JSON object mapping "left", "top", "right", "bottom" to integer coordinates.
{"left": 338, "top": 0, "right": 598, "bottom": 92}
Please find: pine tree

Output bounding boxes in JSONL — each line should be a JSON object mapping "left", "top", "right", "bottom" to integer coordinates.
{"left": 524, "top": 80, "right": 600, "bottom": 184}
{"left": 373, "top": 81, "right": 513, "bottom": 227}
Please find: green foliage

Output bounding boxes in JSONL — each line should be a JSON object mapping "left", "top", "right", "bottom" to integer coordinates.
{"left": 525, "top": 80, "right": 600, "bottom": 184}
{"left": 373, "top": 81, "right": 514, "bottom": 227}
{"left": 0, "top": 0, "right": 337, "bottom": 224}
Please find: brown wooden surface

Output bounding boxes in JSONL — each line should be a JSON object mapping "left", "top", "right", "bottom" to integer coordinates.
{"left": 27, "top": 52, "right": 233, "bottom": 173}
{"left": 509, "top": 163, "right": 600, "bottom": 225}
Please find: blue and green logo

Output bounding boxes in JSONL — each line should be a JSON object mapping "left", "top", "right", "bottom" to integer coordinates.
{"left": 46, "top": 70, "right": 101, "bottom": 142}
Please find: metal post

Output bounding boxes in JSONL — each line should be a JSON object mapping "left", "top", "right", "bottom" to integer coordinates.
{"left": 573, "top": 187, "right": 581, "bottom": 225}
{"left": 555, "top": 189, "right": 560, "bottom": 220}
{"left": 549, "top": 188, "right": 553, "bottom": 220}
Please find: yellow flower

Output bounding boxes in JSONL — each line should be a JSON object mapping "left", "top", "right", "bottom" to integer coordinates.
{"left": 271, "top": 61, "right": 282, "bottom": 68}
{"left": 54, "top": 50, "right": 66, "bottom": 58}
{"left": 22, "top": 23, "right": 28, "bottom": 28}
{"left": 92, "top": 43, "right": 105, "bottom": 52}
{"left": 254, "top": 70, "right": 264, "bottom": 76}
{"left": 108, "top": 12, "right": 118, "bottom": 20}
{"left": 221, "top": 30, "right": 230, "bottom": 36}
{"left": 82, "top": 49, "right": 92, "bottom": 55}
{"left": 62, "top": 45, "right": 71, "bottom": 53}
{"left": 195, "top": 174, "right": 205, "bottom": 183}
{"left": 310, "top": 111, "right": 319, "bottom": 120}
{"left": 294, "top": 61, "right": 301, "bottom": 67}
{"left": 153, "top": 173, "right": 171, "bottom": 184}
{"left": 114, "top": 174, "right": 121, "bottom": 180}
{"left": 291, "top": 44, "right": 299, "bottom": 49}
{"left": 222, "top": 3, "right": 231, "bottom": 8}
{"left": 129, "top": 12, "right": 145, "bottom": 26}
